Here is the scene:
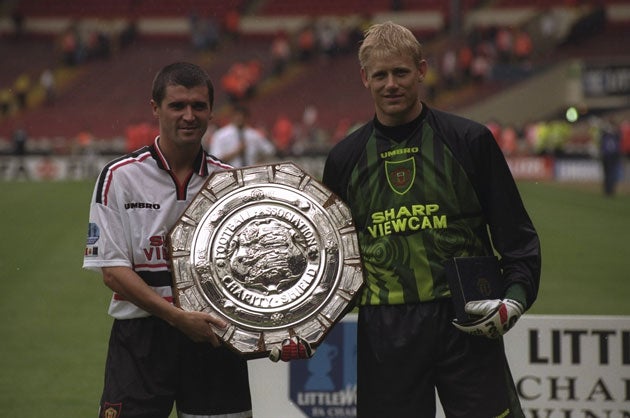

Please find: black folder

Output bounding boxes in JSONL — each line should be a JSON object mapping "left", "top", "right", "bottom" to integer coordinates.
{"left": 445, "top": 256, "right": 503, "bottom": 323}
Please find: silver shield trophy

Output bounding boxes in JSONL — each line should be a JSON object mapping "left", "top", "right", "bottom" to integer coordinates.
{"left": 168, "top": 163, "right": 363, "bottom": 359}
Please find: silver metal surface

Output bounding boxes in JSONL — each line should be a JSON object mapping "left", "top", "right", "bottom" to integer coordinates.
{"left": 169, "top": 163, "right": 363, "bottom": 358}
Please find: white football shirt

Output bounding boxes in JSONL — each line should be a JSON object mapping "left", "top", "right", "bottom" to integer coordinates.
{"left": 83, "top": 137, "right": 230, "bottom": 319}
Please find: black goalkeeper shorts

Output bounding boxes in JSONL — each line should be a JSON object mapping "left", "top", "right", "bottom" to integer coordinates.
{"left": 99, "top": 316, "right": 251, "bottom": 418}
{"left": 356, "top": 300, "right": 524, "bottom": 418}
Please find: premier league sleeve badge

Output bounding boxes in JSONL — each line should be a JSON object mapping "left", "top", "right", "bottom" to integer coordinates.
{"left": 168, "top": 163, "right": 364, "bottom": 359}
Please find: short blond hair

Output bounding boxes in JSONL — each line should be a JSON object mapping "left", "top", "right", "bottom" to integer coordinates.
{"left": 358, "top": 21, "right": 423, "bottom": 70}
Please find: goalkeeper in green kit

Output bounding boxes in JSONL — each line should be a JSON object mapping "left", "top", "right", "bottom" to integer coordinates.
{"left": 322, "top": 22, "right": 541, "bottom": 417}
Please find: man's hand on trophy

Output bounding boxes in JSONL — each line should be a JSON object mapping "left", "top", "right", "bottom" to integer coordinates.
{"left": 269, "top": 336, "right": 315, "bottom": 362}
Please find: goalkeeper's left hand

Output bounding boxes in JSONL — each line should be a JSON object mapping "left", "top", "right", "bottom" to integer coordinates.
{"left": 269, "top": 336, "right": 315, "bottom": 362}
{"left": 452, "top": 298, "right": 524, "bottom": 339}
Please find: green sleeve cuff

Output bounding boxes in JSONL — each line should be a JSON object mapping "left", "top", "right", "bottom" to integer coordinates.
{"left": 505, "top": 283, "right": 528, "bottom": 309}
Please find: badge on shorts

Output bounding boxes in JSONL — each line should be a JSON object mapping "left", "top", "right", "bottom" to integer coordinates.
{"left": 168, "top": 163, "right": 363, "bottom": 358}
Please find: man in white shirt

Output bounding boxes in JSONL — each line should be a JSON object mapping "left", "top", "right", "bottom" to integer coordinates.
{"left": 209, "top": 104, "right": 277, "bottom": 167}
{"left": 83, "top": 62, "right": 253, "bottom": 418}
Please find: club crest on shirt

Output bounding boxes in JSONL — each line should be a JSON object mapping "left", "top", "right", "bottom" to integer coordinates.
{"left": 101, "top": 402, "right": 122, "bottom": 418}
{"left": 385, "top": 157, "right": 415, "bottom": 195}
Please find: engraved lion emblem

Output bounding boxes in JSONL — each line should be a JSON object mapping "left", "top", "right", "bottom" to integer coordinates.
{"left": 228, "top": 218, "right": 309, "bottom": 294}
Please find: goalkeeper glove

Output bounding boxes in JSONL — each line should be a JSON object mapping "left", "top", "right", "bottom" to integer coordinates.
{"left": 269, "top": 336, "right": 315, "bottom": 362}
{"left": 452, "top": 298, "right": 524, "bottom": 339}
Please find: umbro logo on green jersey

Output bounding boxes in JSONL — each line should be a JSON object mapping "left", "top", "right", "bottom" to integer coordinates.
{"left": 379, "top": 147, "right": 419, "bottom": 158}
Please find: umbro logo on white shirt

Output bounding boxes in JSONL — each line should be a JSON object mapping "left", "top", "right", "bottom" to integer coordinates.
{"left": 124, "top": 202, "right": 161, "bottom": 210}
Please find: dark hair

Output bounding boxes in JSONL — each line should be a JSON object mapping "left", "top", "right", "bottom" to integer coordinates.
{"left": 151, "top": 62, "right": 214, "bottom": 107}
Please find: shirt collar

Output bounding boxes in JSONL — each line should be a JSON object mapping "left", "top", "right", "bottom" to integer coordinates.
{"left": 150, "top": 136, "right": 208, "bottom": 176}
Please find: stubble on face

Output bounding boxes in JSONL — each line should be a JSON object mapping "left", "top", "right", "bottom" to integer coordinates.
{"left": 152, "top": 84, "right": 212, "bottom": 150}
{"left": 362, "top": 53, "right": 425, "bottom": 126}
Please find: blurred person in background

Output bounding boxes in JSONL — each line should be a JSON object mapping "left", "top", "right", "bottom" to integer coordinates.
{"left": 12, "top": 125, "right": 29, "bottom": 180}
{"left": 209, "top": 104, "right": 276, "bottom": 166}
{"left": 270, "top": 30, "right": 292, "bottom": 77}
{"left": 322, "top": 21, "right": 540, "bottom": 418}
{"left": 14, "top": 73, "right": 31, "bottom": 111}
{"left": 39, "top": 68, "right": 56, "bottom": 106}
{"left": 598, "top": 116, "right": 622, "bottom": 196}
{"left": 271, "top": 113, "right": 295, "bottom": 157}
{"left": 0, "top": 88, "right": 13, "bottom": 117}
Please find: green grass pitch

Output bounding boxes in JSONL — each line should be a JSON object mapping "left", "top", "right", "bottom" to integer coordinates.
{"left": 0, "top": 179, "right": 628, "bottom": 416}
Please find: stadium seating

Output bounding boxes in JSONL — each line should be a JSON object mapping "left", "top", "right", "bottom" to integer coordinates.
{"left": 15, "top": 0, "right": 245, "bottom": 19}
{"left": 258, "top": 0, "right": 389, "bottom": 16}
{"left": 1, "top": 0, "right": 628, "bottom": 149}
{"left": 0, "top": 36, "right": 274, "bottom": 141}
{"left": 0, "top": 39, "right": 58, "bottom": 92}
{"left": 257, "top": 0, "right": 480, "bottom": 16}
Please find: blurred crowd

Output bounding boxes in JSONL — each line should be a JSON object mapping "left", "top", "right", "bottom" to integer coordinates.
{"left": 1, "top": 1, "right": 627, "bottom": 170}
{"left": 217, "top": 15, "right": 366, "bottom": 104}
{"left": 0, "top": 15, "right": 139, "bottom": 122}
{"left": 486, "top": 115, "right": 630, "bottom": 159}
{"left": 5, "top": 104, "right": 628, "bottom": 169}
{"left": 428, "top": 24, "right": 534, "bottom": 100}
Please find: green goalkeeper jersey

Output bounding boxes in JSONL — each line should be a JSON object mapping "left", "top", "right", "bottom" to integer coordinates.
{"left": 323, "top": 104, "right": 541, "bottom": 307}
